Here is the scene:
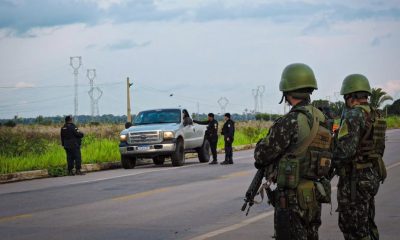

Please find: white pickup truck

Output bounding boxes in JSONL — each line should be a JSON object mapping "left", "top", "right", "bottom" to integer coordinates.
{"left": 119, "top": 108, "right": 211, "bottom": 168}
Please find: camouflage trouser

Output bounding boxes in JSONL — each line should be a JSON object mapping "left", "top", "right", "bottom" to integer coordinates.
{"left": 337, "top": 168, "right": 380, "bottom": 240}
{"left": 274, "top": 193, "right": 322, "bottom": 240}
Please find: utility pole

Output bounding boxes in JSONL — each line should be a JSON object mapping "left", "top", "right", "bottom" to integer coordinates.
{"left": 70, "top": 56, "right": 82, "bottom": 120}
{"left": 196, "top": 102, "right": 200, "bottom": 118}
{"left": 126, "top": 77, "right": 133, "bottom": 122}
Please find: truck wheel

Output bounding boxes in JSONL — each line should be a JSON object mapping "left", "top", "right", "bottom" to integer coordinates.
{"left": 171, "top": 139, "right": 185, "bottom": 167}
{"left": 121, "top": 155, "right": 137, "bottom": 169}
{"left": 197, "top": 139, "right": 210, "bottom": 163}
{"left": 153, "top": 156, "right": 165, "bottom": 165}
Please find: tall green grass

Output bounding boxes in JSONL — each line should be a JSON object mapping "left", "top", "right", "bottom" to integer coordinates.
{"left": 0, "top": 123, "right": 270, "bottom": 174}
{"left": 386, "top": 116, "right": 400, "bottom": 129}
{"left": 0, "top": 140, "right": 119, "bottom": 175}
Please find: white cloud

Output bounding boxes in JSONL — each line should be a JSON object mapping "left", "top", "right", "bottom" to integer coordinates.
{"left": 376, "top": 80, "right": 400, "bottom": 98}
{"left": 82, "top": 0, "right": 125, "bottom": 10}
{"left": 15, "top": 82, "right": 35, "bottom": 88}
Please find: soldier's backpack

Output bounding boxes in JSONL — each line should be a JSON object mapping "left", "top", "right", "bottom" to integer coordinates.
{"left": 356, "top": 105, "right": 387, "bottom": 183}
{"left": 277, "top": 106, "right": 333, "bottom": 204}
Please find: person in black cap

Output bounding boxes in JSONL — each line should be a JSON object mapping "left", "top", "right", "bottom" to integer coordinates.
{"left": 193, "top": 113, "right": 219, "bottom": 164}
{"left": 61, "top": 115, "right": 85, "bottom": 175}
{"left": 221, "top": 113, "right": 235, "bottom": 165}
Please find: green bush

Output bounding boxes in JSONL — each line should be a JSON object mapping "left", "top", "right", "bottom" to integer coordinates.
{"left": 386, "top": 116, "right": 400, "bottom": 129}
{"left": 4, "top": 120, "right": 16, "bottom": 127}
{"left": 0, "top": 129, "right": 49, "bottom": 156}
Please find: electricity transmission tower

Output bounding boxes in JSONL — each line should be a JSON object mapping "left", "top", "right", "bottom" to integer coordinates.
{"left": 252, "top": 88, "right": 259, "bottom": 113}
{"left": 87, "top": 69, "right": 103, "bottom": 118}
{"left": 70, "top": 56, "right": 82, "bottom": 120}
{"left": 91, "top": 87, "right": 103, "bottom": 116}
{"left": 257, "top": 85, "right": 265, "bottom": 112}
{"left": 218, "top": 97, "right": 229, "bottom": 114}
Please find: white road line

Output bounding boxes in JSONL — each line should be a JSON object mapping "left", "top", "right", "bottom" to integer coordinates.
{"left": 189, "top": 160, "right": 400, "bottom": 240}
{"left": 65, "top": 163, "right": 208, "bottom": 186}
{"left": 61, "top": 154, "right": 254, "bottom": 186}
{"left": 387, "top": 161, "right": 400, "bottom": 170}
{"left": 189, "top": 211, "right": 274, "bottom": 240}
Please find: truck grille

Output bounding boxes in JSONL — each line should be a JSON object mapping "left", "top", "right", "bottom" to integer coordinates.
{"left": 128, "top": 131, "right": 161, "bottom": 144}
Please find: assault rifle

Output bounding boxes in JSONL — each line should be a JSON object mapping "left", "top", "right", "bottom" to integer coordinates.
{"left": 241, "top": 169, "right": 265, "bottom": 216}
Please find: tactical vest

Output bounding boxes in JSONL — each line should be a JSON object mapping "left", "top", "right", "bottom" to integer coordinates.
{"left": 277, "top": 105, "right": 333, "bottom": 189}
{"left": 354, "top": 105, "right": 387, "bottom": 182}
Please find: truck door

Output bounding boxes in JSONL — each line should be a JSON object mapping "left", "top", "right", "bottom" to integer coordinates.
{"left": 183, "top": 123, "right": 195, "bottom": 149}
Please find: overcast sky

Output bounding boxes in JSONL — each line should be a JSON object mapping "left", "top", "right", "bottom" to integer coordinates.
{"left": 0, "top": 0, "right": 399, "bottom": 119}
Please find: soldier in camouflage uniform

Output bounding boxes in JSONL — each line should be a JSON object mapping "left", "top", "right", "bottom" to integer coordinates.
{"left": 254, "top": 63, "right": 333, "bottom": 240}
{"left": 334, "top": 74, "right": 385, "bottom": 240}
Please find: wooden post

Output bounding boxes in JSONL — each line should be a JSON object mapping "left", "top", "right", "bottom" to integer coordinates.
{"left": 127, "top": 77, "right": 132, "bottom": 123}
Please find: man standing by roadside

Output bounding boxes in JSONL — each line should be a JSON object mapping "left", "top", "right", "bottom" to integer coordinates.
{"left": 221, "top": 113, "right": 235, "bottom": 165}
{"left": 194, "top": 113, "right": 219, "bottom": 164}
{"left": 61, "top": 115, "right": 85, "bottom": 176}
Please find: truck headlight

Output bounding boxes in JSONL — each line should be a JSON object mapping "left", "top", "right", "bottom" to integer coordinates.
{"left": 120, "top": 134, "right": 128, "bottom": 142}
{"left": 163, "top": 131, "right": 174, "bottom": 140}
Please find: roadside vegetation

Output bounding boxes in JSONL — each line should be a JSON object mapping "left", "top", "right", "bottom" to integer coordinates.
{"left": 386, "top": 116, "right": 400, "bottom": 129}
{"left": 0, "top": 121, "right": 271, "bottom": 175}
{"left": 2, "top": 115, "right": 399, "bottom": 175}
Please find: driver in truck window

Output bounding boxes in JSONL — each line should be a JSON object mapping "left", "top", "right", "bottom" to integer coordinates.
{"left": 182, "top": 109, "right": 193, "bottom": 126}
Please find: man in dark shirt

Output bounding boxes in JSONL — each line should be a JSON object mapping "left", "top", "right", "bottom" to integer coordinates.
{"left": 61, "top": 116, "right": 85, "bottom": 175}
{"left": 194, "top": 113, "right": 219, "bottom": 164}
{"left": 221, "top": 113, "right": 235, "bottom": 165}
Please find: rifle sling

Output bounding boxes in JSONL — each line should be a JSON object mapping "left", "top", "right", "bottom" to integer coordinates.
{"left": 291, "top": 108, "right": 320, "bottom": 157}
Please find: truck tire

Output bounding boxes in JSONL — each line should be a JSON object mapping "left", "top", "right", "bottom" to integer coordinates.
{"left": 121, "top": 155, "right": 137, "bottom": 169}
{"left": 197, "top": 139, "right": 210, "bottom": 163}
{"left": 171, "top": 139, "right": 185, "bottom": 167}
{"left": 153, "top": 156, "right": 165, "bottom": 165}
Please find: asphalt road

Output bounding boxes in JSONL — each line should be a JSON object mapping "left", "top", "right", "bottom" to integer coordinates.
{"left": 1, "top": 129, "right": 399, "bottom": 240}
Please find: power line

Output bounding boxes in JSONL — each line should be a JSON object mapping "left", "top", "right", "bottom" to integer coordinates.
{"left": 135, "top": 82, "right": 249, "bottom": 109}
{"left": 0, "top": 81, "right": 123, "bottom": 89}
{"left": 0, "top": 93, "right": 75, "bottom": 109}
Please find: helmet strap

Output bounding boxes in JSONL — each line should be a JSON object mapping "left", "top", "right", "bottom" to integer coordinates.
{"left": 279, "top": 94, "right": 285, "bottom": 104}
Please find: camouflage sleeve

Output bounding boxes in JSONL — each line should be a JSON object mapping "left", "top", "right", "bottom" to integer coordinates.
{"left": 333, "top": 108, "right": 365, "bottom": 162}
{"left": 254, "top": 113, "right": 298, "bottom": 166}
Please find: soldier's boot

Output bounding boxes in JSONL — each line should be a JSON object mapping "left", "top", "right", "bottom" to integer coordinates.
{"left": 228, "top": 157, "right": 233, "bottom": 164}
{"left": 209, "top": 160, "right": 218, "bottom": 165}
{"left": 67, "top": 170, "right": 75, "bottom": 176}
{"left": 220, "top": 160, "right": 230, "bottom": 165}
{"left": 75, "top": 169, "right": 85, "bottom": 175}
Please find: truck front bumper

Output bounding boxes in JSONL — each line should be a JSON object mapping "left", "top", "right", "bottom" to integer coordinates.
{"left": 119, "top": 142, "right": 176, "bottom": 157}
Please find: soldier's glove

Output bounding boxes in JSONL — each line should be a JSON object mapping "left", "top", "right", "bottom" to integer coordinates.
{"left": 254, "top": 161, "right": 265, "bottom": 170}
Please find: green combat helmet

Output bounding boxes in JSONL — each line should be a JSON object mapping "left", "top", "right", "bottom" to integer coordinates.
{"left": 340, "top": 74, "right": 372, "bottom": 95}
{"left": 279, "top": 63, "right": 318, "bottom": 92}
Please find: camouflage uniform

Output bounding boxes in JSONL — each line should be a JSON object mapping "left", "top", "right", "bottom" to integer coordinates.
{"left": 334, "top": 104, "right": 380, "bottom": 240}
{"left": 255, "top": 101, "right": 322, "bottom": 240}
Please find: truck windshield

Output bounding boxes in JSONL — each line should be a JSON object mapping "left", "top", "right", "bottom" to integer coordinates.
{"left": 133, "top": 109, "right": 181, "bottom": 125}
